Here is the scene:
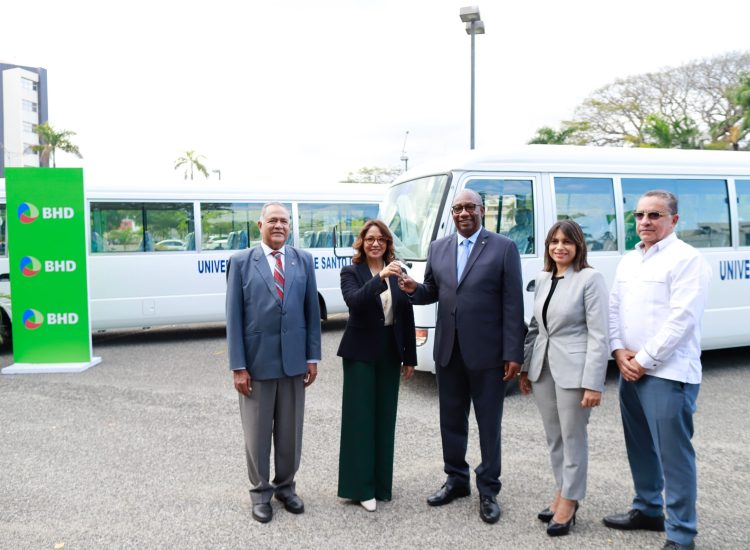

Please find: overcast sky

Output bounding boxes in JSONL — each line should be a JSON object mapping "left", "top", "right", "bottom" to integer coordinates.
{"left": 2, "top": 0, "right": 749, "bottom": 187}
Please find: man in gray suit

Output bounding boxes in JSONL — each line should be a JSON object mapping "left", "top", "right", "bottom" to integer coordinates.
{"left": 225, "top": 202, "right": 321, "bottom": 524}
{"left": 400, "top": 189, "right": 525, "bottom": 524}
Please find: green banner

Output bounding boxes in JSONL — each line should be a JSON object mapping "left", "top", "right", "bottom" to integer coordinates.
{"left": 6, "top": 168, "right": 93, "bottom": 364}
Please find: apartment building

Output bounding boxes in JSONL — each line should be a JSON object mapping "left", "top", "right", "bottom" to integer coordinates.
{"left": 0, "top": 63, "right": 48, "bottom": 178}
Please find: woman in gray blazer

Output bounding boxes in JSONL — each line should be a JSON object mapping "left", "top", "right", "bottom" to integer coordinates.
{"left": 520, "top": 220, "right": 609, "bottom": 537}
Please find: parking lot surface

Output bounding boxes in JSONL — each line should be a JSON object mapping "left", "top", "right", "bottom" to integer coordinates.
{"left": 1, "top": 319, "right": 748, "bottom": 549}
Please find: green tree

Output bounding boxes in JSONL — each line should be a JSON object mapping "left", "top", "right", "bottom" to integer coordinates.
{"left": 341, "top": 166, "right": 402, "bottom": 184}
{"left": 638, "top": 114, "right": 701, "bottom": 149}
{"left": 569, "top": 51, "right": 750, "bottom": 149}
{"left": 32, "top": 122, "right": 83, "bottom": 168}
{"left": 737, "top": 74, "right": 750, "bottom": 132}
{"left": 528, "top": 123, "right": 585, "bottom": 144}
{"left": 705, "top": 73, "right": 750, "bottom": 150}
{"left": 174, "top": 151, "right": 209, "bottom": 180}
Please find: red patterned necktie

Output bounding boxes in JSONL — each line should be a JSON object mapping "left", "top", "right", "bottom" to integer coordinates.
{"left": 271, "top": 250, "right": 284, "bottom": 300}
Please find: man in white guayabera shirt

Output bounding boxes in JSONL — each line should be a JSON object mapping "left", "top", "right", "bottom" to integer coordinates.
{"left": 602, "top": 190, "right": 711, "bottom": 550}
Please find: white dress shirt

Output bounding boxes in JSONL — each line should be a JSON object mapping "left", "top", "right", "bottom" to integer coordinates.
{"left": 608, "top": 232, "right": 712, "bottom": 384}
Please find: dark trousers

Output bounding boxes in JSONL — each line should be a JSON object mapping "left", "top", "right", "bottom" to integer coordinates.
{"left": 338, "top": 329, "right": 401, "bottom": 501}
{"left": 436, "top": 339, "right": 505, "bottom": 497}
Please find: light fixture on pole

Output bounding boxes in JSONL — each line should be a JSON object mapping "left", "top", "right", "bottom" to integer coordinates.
{"left": 459, "top": 6, "right": 484, "bottom": 150}
{"left": 212, "top": 169, "right": 221, "bottom": 181}
{"left": 400, "top": 130, "right": 409, "bottom": 172}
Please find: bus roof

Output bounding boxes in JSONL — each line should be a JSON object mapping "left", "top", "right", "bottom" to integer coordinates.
{"left": 0, "top": 178, "right": 386, "bottom": 202}
{"left": 394, "top": 145, "right": 750, "bottom": 183}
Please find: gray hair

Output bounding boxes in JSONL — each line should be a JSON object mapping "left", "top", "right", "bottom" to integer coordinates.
{"left": 259, "top": 202, "right": 290, "bottom": 221}
{"left": 641, "top": 190, "right": 678, "bottom": 214}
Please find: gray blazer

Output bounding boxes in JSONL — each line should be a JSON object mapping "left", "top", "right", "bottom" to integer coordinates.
{"left": 522, "top": 268, "right": 609, "bottom": 391}
{"left": 225, "top": 245, "right": 321, "bottom": 380}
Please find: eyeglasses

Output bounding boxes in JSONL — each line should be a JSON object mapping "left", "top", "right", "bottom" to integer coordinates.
{"left": 633, "top": 210, "right": 671, "bottom": 221}
{"left": 364, "top": 236, "right": 389, "bottom": 245}
{"left": 451, "top": 203, "right": 481, "bottom": 214}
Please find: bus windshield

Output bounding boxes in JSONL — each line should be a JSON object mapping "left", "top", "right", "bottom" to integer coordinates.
{"left": 381, "top": 175, "right": 449, "bottom": 260}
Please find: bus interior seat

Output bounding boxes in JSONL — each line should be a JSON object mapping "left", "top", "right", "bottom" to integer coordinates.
{"left": 238, "top": 230, "right": 248, "bottom": 249}
{"left": 227, "top": 231, "right": 238, "bottom": 250}
{"left": 316, "top": 230, "right": 333, "bottom": 248}
{"left": 303, "top": 231, "right": 317, "bottom": 248}
{"left": 507, "top": 209, "right": 533, "bottom": 254}
{"left": 139, "top": 231, "right": 154, "bottom": 252}
{"left": 91, "top": 231, "right": 104, "bottom": 252}
{"left": 340, "top": 230, "right": 354, "bottom": 247}
{"left": 185, "top": 232, "right": 196, "bottom": 251}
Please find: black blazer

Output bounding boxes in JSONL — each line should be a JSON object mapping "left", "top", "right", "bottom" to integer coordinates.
{"left": 337, "top": 262, "right": 417, "bottom": 366}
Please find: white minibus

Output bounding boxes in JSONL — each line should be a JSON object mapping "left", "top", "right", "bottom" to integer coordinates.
{"left": 380, "top": 145, "right": 750, "bottom": 372}
{"left": 0, "top": 181, "right": 383, "bottom": 339}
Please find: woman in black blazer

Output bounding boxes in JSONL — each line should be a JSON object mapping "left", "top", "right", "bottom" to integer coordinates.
{"left": 337, "top": 219, "right": 417, "bottom": 512}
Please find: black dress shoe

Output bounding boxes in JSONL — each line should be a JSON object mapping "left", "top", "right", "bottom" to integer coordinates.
{"left": 547, "top": 510, "right": 576, "bottom": 537}
{"left": 426, "top": 483, "right": 471, "bottom": 507}
{"left": 275, "top": 493, "right": 305, "bottom": 514}
{"left": 479, "top": 495, "right": 501, "bottom": 524}
{"left": 602, "top": 509, "right": 665, "bottom": 531}
{"left": 252, "top": 502, "right": 273, "bottom": 523}
{"left": 663, "top": 541, "right": 695, "bottom": 550}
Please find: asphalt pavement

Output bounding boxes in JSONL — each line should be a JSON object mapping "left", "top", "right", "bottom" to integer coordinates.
{"left": 1, "top": 319, "right": 748, "bottom": 549}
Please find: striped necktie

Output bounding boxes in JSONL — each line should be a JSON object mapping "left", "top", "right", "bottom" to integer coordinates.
{"left": 271, "top": 250, "right": 284, "bottom": 300}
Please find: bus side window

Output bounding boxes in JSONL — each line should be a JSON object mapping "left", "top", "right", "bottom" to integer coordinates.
{"left": 622, "top": 178, "right": 730, "bottom": 248}
{"left": 89, "top": 202, "right": 145, "bottom": 253}
{"left": 738, "top": 180, "right": 750, "bottom": 247}
{"left": 200, "top": 202, "right": 287, "bottom": 251}
{"left": 554, "top": 177, "right": 617, "bottom": 252}
{"left": 465, "top": 179, "right": 535, "bottom": 255}
{"left": 298, "top": 202, "right": 379, "bottom": 249}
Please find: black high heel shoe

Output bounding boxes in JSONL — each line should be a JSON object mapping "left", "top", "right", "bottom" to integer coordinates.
{"left": 538, "top": 501, "right": 578, "bottom": 523}
{"left": 537, "top": 507, "right": 554, "bottom": 522}
{"left": 546, "top": 504, "right": 579, "bottom": 537}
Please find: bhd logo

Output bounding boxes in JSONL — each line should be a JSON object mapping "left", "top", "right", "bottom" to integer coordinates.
{"left": 17, "top": 202, "right": 39, "bottom": 224}
{"left": 20, "top": 256, "right": 42, "bottom": 277}
{"left": 22, "top": 309, "right": 44, "bottom": 330}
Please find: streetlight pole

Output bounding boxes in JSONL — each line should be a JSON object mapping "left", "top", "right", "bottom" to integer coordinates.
{"left": 460, "top": 6, "right": 484, "bottom": 150}
{"left": 212, "top": 169, "right": 221, "bottom": 181}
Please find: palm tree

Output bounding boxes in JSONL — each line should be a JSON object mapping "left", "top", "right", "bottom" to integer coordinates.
{"left": 174, "top": 151, "right": 209, "bottom": 180}
{"left": 32, "top": 122, "right": 83, "bottom": 168}
{"left": 640, "top": 114, "right": 701, "bottom": 149}
{"left": 527, "top": 123, "right": 585, "bottom": 145}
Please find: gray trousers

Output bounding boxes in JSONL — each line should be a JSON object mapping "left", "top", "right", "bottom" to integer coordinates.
{"left": 238, "top": 374, "right": 305, "bottom": 504}
{"left": 532, "top": 363, "right": 591, "bottom": 501}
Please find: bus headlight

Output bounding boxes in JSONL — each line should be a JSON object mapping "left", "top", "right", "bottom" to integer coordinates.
{"left": 415, "top": 328, "right": 428, "bottom": 347}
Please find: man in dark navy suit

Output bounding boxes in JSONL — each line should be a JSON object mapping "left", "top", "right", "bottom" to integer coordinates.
{"left": 400, "top": 189, "right": 525, "bottom": 524}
